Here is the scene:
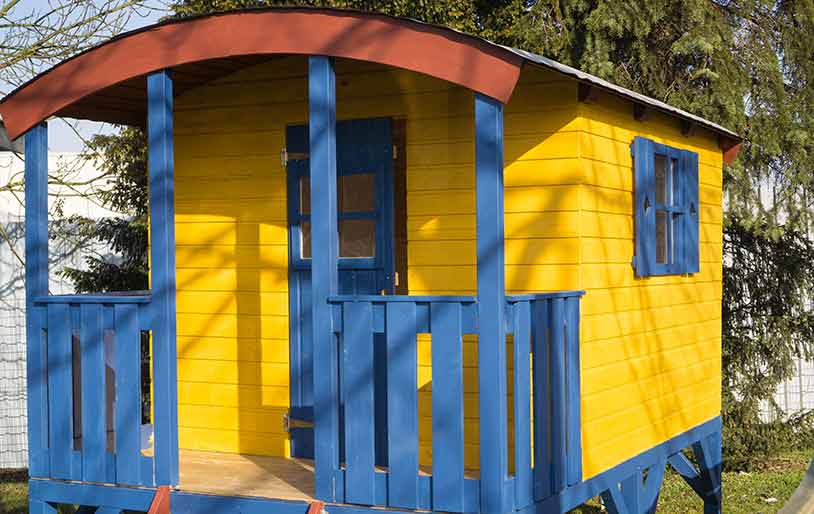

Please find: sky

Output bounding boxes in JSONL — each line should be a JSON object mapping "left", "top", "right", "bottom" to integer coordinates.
{"left": 9, "top": 0, "right": 168, "bottom": 152}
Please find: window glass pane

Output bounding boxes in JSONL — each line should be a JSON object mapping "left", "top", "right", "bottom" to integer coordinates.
{"left": 300, "top": 177, "right": 310, "bottom": 215}
{"left": 656, "top": 211, "right": 668, "bottom": 264}
{"left": 339, "top": 174, "right": 375, "bottom": 212}
{"left": 670, "top": 158, "right": 678, "bottom": 204}
{"left": 301, "top": 222, "right": 311, "bottom": 259}
{"left": 655, "top": 154, "right": 667, "bottom": 204}
{"left": 339, "top": 219, "right": 375, "bottom": 258}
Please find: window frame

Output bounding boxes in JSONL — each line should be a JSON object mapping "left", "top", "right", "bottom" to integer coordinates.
{"left": 632, "top": 136, "right": 700, "bottom": 277}
{"left": 288, "top": 166, "right": 385, "bottom": 271}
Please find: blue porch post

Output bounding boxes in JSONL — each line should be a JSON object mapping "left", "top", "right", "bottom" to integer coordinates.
{"left": 24, "top": 122, "right": 49, "bottom": 478}
{"left": 475, "top": 93, "right": 510, "bottom": 513}
{"left": 309, "top": 55, "right": 341, "bottom": 502}
{"left": 147, "top": 69, "right": 179, "bottom": 486}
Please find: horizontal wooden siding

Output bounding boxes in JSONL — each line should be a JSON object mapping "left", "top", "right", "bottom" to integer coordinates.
{"left": 576, "top": 89, "right": 723, "bottom": 479}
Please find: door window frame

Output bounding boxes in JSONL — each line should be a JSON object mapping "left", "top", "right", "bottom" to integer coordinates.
{"left": 285, "top": 119, "right": 395, "bottom": 275}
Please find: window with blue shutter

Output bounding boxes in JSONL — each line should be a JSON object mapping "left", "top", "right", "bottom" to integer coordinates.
{"left": 632, "top": 136, "right": 700, "bottom": 276}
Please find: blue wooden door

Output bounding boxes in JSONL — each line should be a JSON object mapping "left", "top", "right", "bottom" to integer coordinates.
{"left": 287, "top": 118, "right": 394, "bottom": 462}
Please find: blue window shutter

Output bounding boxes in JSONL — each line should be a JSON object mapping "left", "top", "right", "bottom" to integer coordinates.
{"left": 683, "top": 149, "right": 700, "bottom": 273}
{"left": 632, "top": 137, "right": 655, "bottom": 276}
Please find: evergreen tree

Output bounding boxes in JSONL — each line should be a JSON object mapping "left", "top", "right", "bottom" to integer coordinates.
{"left": 61, "top": 127, "right": 148, "bottom": 292}
{"left": 172, "top": 0, "right": 530, "bottom": 40}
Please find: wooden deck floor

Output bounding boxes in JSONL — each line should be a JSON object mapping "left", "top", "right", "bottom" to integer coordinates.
{"left": 179, "top": 449, "right": 315, "bottom": 501}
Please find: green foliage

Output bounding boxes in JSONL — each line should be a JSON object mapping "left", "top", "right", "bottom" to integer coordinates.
{"left": 60, "top": 126, "right": 148, "bottom": 293}
{"left": 722, "top": 216, "right": 814, "bottom": 468}
{"left": 723, "top": 218, "right": 814, "bottom": 410}
{"left": 172, "top": 0, "right": 531, "bottom": 41}
{"left": 510, "top": 0, "right": 746, "bottom": 127}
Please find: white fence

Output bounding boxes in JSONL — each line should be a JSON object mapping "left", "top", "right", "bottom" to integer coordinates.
{"left": 761, "top": 359, "right": 814, "bottom": 422}
{"left": 0, "top": 219, "right": 27, "bottom": 469}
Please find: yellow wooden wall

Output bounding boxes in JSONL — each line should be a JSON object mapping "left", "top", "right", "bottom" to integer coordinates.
{"left": 576, "top": 90, "right": 723, "bottom": 478}
{"left": 172, "top": 56, "right": 576, "bottom": 465}
{"left": 171, "top": 56, "right": 722, "bottom": 480}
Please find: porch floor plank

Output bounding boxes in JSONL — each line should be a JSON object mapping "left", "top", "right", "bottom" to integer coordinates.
{"left": 178, "top": 449, "right": 315, "bottom": 501}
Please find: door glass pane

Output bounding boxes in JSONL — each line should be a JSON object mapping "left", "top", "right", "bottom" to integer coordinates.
{"left": 655, "top": 155, "right": 667, "bottom": 204}
{"left": 339, "top": 219, "right": 375, "bottom": 258}
{"left": 656, "top": 211, "right": 668, "bottom": 264}
{"left": 300, "top": 177, "right": 310, "bottom": 215}
{"left": 339, "top": 173, "right": 375, "bottom": 212}
{"left": 301, "top": 221, "right": 311, "bottom": 259}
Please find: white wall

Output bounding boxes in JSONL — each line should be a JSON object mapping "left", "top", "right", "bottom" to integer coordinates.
{"left": 0, "top": 151, "right": 116, "bottom": 469}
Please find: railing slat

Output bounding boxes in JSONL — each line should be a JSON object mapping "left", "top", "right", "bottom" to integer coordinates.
{"left": 565, "top": 296, "right": 582, "bottom": 485}
{"left": 513, "top": 301, "right": 533, "bottom": 508}
{"left": 114, "top": 304, "right": 143, "bottom": 486}
{"left": 47, "top": 303, "right": 75, "bottom": 480}
{"left": 80, "top": 304, "right": 107, "bottom": 483}
{"left": 549, "top": 297, "right": 567, "bottom": 493}
{"left": 430, "top": 301, "right": 465, "bottom": 512}
{"left": 343, "top": 301, "right": 376, "bottom": 505}
{"left": 385, "top": 301, "right": 419, "bottom": 509}
{"left": 532, "top": 299, "right": 551, "bottom": 500}
{"left": 27, "top": 306, "right": 49, "bottom": 477}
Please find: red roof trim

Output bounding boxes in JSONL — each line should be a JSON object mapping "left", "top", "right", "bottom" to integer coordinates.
{"left": 0, "top": 9, "right": 524, "bottom": 139}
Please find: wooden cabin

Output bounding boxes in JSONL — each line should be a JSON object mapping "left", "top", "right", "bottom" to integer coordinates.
{"left": 0, "top": 8, "right": 741, "bottom": 514}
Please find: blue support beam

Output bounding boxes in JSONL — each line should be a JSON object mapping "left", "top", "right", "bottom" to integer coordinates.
{"left": 529, "top": 417, "right": 722, "bottom": 514}
{"left": 28, "top": 500, "right": 58, "bottom": 514}
{"left": 147, "top": 69, "right": 179, "bottom": 486}
{"left": 24, "top": 122, "right": 49, "bottom": 478}
{"left": 474, "top": 93, "right": 510, "bottom": 514}
{"left": 309, "top": 55, "right": 340, "bottom": 502}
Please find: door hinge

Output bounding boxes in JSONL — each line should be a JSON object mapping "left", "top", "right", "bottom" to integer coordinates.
{"left": 281, "top": 148, "right": 309, "bottom": 167}
{"left": 394, "top": 271, "right": 400, "bottom": 287}
{"left": 393, "top": 144, "right": 398, "bottom": 160}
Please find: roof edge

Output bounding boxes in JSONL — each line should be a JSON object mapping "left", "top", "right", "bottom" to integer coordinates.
{"left": 0, "top": 7, "right": 524, "bottom": 139}
{"left": 507, "top": 47, "right": 741, "bottom": 143}
{"left": 0, "top": 6, "right": 741, "bottom": 148}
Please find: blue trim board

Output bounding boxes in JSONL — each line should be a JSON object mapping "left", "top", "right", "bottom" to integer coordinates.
{"left": 29, "top": 479, "right": 479, "bottom": 514}
{"left": 309, "top": 55, "right": 341, "bottom": 502}
{"left": 24, "top": 122, "right": 49, "bottom": 478}
{"left": 33, "top": 294, "right": 151, "bottom": 304}
{"left": 528, "top": 416, "right": 722, "bottom": 514}
{"left": 27, "top": 417, "right": 721, "bottom": 514}
{"left": 29, "top": 417, "right": 721, "bottom": 514}
{"left": 147, "top": 69, "right": 179, "bottom": 486}
{"left": 475, "top": 93, "right": 510, "bottom": 514}
{"left": 506, "top": 291, "right": 586, "bottom": 302}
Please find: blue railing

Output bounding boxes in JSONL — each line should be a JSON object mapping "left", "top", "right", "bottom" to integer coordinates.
{"left": 329, "top": 295, "right": 480, "bottom": 512}
{"left": 506, "top": 292, "right": 584, "bottom": 506}
{"left": 29, "top": 294, "right": 155, "bottom": 487}
{"left": 329, "top": 291, "right": 583, "bottom": 513}
{"left": 27, "top": 289, "right": 581, "bottom": 510}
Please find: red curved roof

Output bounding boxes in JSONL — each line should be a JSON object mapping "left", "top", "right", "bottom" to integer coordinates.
{"left": 0, "top": 8, "right": 524, "bottom": 140}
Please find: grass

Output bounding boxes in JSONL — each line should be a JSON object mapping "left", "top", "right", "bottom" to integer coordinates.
{"left": 0, "top": 470, "right": 28, "bottom": 514}
{"left": 1, "top": 451, "right": 809, "bottom": 513}
{"left": 569, "top": 449, "right": 811, "bottom": 514}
